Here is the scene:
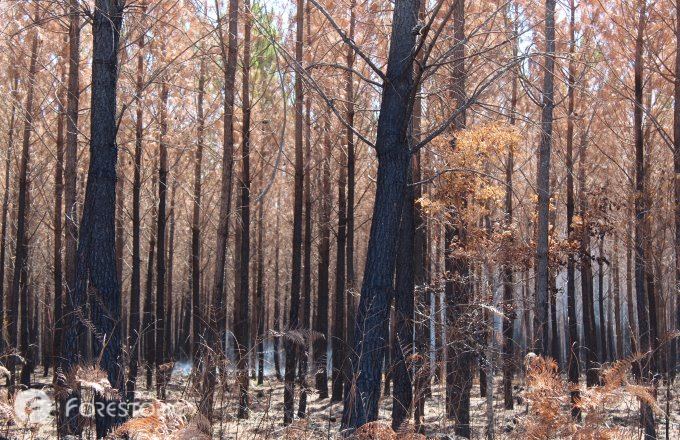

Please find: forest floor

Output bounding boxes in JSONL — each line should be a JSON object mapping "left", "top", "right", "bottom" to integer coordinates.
{"left": 2, "top": 366, "right": 680, "bottom": 439}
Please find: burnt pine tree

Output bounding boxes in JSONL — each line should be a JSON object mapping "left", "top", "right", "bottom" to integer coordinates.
{"left": 534, "top": 0, "right": 556, "bottom": 356}
{"left": 10, "top": 17, "right": 39, "bottom": 391}
{"left": 126, "top": 22, "right": 146, "bottom": 412}
{"left": 564, "top": 0, "right": 581, "bottom": 418}
{"left": 341, "top": 0, "right": 421, "bottom": 429}
{"left": 632, "top": 0, "right": 656, "bottom": 436}
{"left": 199, "top": 0, "right": 238, "bottom": 419}
{"left": 61, "top": 0, "right": 126, "bottom": 436}
{"left": 237, "top": 0, "right": 252, "bottom": 416}
{"left": 283, "top": 0, "right": 305, "bottom": 424}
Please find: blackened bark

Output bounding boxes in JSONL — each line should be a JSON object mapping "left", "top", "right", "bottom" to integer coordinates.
{"left": 673, "top": 0, "right": 680, "bottom": 381}
{"left": 565, "top": 0, "right": 580, "bottom": 417}
{"left": 578, "top": 131, "right": 599, "bottom": 387}
{"left": 0, "top": 65, "right": 17, "bottom": 358}
{"left": 391, "top": 169, "right": 414, "bottom": 431}
{"left": 299, "top": 9, "right": 313, "bottom": 413}
{"left": 314, "top": 112, "right": 332, "bottom": 398}
{"left": 63, "top": 0, "right": 81, "bottom": 328}
{"left": 535, "top": 0, "right": 556, "bottom": 355}
{"left": 192, "top": 56, "right": 205, "bottom": 362}
{"left": 10, "top": 26, "right": 39, "bottom": 391}
{"left": 274, "top": 190, "right": 282, "bottom": 380}
{"left": 126, "top": 28, "right": 145, "bottom": 410}
{"left": 166, "top": 183, "right": 176, "bottom": 358}
{"left": 445, "top": 1, "right": 473, "bottom": 436}
{"left": 632, "top": 3, "right": 656, "bottom": 435}
{"left": 200, "top": 0, "right": 238, "bottom": 419}
{"left": 237, "top": 0, "right": 252, "bottom": 416}
{"left": 341, "top": 0, "right": 419, "bottom": 429}
{"left": 61, "top": 1, "right": 125, "bottom": 435}
{"left": 284, "top": 0, "right": 304, "bottom": 423}
{"left": 144, "top": 173, "right": 158, "bottom": 390}
{"left": 155, "top": 76, "right": 169, "bottom": 399}
{"left": 502, "top": 4, "right": 518, "bottom": 409}
{"left": 256, "top": 202, "right": 265, "bottom": 386}
{"left": 52, "top": 54, "right": 66, "bottom": 377}
{"left": 332, "top": 2, "right": 353, "bottom": 404}
{"left": 598, "top": 235, "right": 609, "bottom": 363}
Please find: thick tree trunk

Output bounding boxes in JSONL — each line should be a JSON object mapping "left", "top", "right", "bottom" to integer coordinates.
{"left": 61, "top": 2, "right": 125, "bottom": 435}
{"left": 341, "top": 0, "right": 419, "bottom": 429}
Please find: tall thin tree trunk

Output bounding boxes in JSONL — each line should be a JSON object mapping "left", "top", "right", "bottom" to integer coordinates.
{"left": 598, "top": 234, "right": 609, "bottom": 363}
{"left": 331, "top": 1, "right": 351, "bottom": 400}
{"left": 0, "top": 65, "right": 18, "bottom": 358}
{"left": 314, "top": 111, "right": 332, "bottom": 398}
{"left": 155, "top": 74, "right": 169, "bottom": 399}
{"left": 199, "top": 0, "right": 238, "bottom": 420}
{"left": 192, "top": 55, "right": 205, "bottom": 362}
{"left": 565, "top": 0, "right": 580, "bottom": 417}
{"left": 534, "top": 0, "right": 556, "bottom": 355}
{"left": 126, "top": 25, "right": 145, "bottom": 411}
{"left": 256, "top": 201, "right": 265, "bottom": 386}
{"left": 237, "top": 0, "right": 252, "bottom": 416}
{"left": 445, "top": 0, "right": 473, "bottom": 436}
{"left": 672, "top": 0, "right": 680, "bottom": 381}
{"left": 502, "top": 1, "right": 518, "bottom": 411}
{"left": 284, "top": 0, "right": 304, "bottom": 424}
{"left": 632, "top": 1, "right": 656, "bottom": 435}
{"left": 10, "top": 23, "right": 39, "bottom": 392}
{"left": 273, "top": 189, "right": 282, "bottom": 380}
{"left": 51, "top": 50, "right": 66, "bottom": 377}
{"left": 299, "top": 5, "right": 313, "bottom": 414}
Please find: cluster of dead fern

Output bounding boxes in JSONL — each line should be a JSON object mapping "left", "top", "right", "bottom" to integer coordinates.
{"left": 514, "top": 353, "right": 662, "bottom": 439}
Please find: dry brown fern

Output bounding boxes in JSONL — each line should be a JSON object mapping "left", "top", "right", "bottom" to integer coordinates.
{"left": 350, "top": 421, "right": 396, "bottom": 440}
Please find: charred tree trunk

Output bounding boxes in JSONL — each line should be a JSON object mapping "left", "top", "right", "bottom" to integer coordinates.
{"left": 284, "top": 0, "right": 304, "bottom": 424}
{"left": 10, "top": 24, "right": 39, "bottom": 391}
{"left": 565, "top": 0, "right": 580, "bottom": 417}
{"left": 61, "top": 1, "right": 125, "bottom": 435}
{"left": 314, "top": 111, "right": 332, "bottom": 399}
{"left": 0, "top": 65, "right": 17, "bottom": 358}
{"left": 632, "top": 2, "right": 656, "bottom": 435}
{"left": 199, "top": 0, "right": 238, "bottom": 420}
{"left": 273, "top": 190, "right": 282, "bottom": 380}
{"left": 126, "top": 26, "right": 145, "bottom": 410}
{"left": 155, "top": 75, "right": 169, "bottom": 399}
{"left": 236, "top": 0, "right": 252, "bottom": 416}
{"left": 534, "top": 0, "right": 556, "bottom": 355}
{"left": 341, "top": 0, "right": 419, "bottom": 429}
{"left": 192, "top": 56, "right": 205, "bottom": 362}
{"left": 673, "top": 0, "right": 680, "bottom": 381}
